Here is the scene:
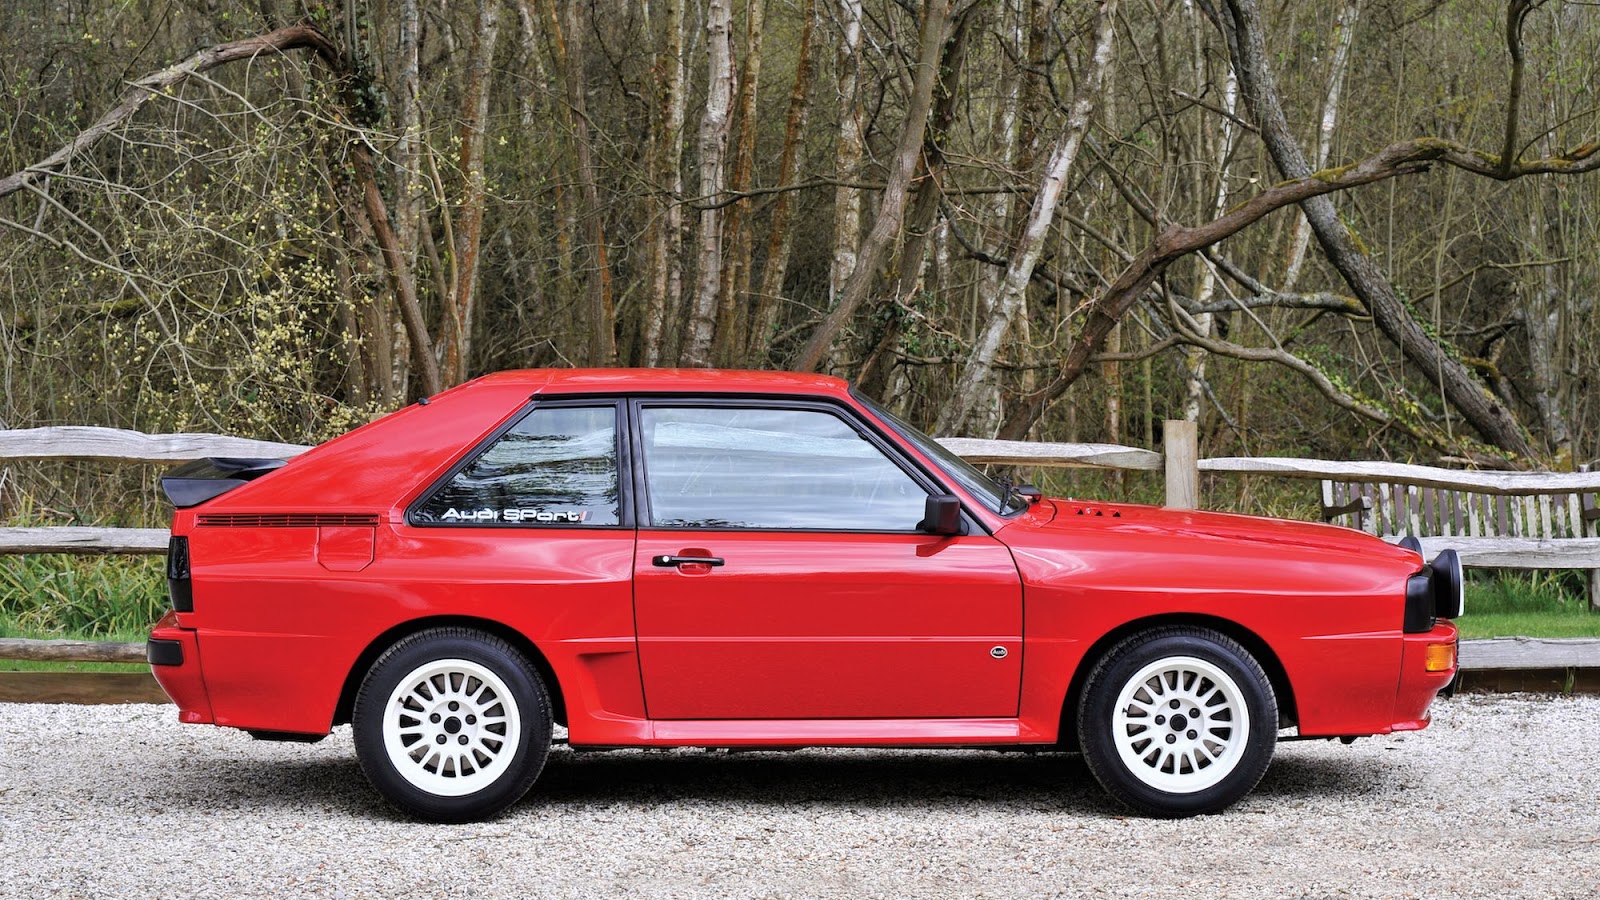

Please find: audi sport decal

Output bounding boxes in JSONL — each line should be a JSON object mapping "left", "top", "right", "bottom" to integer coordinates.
{"left": 439, "top": 507, "right": 590, "bottom": 524}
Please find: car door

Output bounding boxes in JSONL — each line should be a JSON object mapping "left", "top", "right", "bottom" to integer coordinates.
{"left": 630, "top": 399, "right": 1023, "bottom": 721}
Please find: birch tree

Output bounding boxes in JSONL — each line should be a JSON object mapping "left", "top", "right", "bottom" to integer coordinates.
{"left": 682, "top": 0, "right": 737, "bottom": 367}
{"left": 792, "top": 0, "right": 957, "bottom": 372}
{"left": 1281, "top": 0, "right": 1360, "bottom": 292}
{"left": 934, "top": 0, "right": 1118, "bottom": 434}
{"left": 644, "top": 0, "right": 690, "bottom": 365}
{"left": 828, "top": 0, "right": 867, "bottom": 319}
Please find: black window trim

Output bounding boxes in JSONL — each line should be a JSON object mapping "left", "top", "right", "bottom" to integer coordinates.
{"left": 626, "top": 396, "right": 984, "bottom": 536}
{"left": 404, "top": 396, "right": 633, "bottom": 530}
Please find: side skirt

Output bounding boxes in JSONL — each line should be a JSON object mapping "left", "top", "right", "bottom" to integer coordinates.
{"left": 573, "top": 717, "right": 1026, "bottom": 749}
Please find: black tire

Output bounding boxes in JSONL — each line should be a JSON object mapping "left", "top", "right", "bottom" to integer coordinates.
{"left": 1076, "top": 626, "right": 1276, "bottom": 817}
{"left": 352, "top": 627, "right": 552, "bottom": 823}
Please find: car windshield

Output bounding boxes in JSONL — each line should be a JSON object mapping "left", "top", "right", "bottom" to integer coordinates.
{"left": 852, "top": 391, "right": 1026, "bottom": 517}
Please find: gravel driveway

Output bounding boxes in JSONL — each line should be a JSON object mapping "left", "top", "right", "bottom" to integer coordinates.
{"left": 2, "top": 694, "right": 1596, "bottom": 899}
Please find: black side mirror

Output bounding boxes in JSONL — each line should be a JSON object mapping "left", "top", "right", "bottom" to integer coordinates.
{"left": 918, "top": 494, "right": 963, "bottom": 536}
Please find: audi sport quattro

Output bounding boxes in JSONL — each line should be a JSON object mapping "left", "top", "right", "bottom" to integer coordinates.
{"left": 148, "top": 369, "right": 1462, "bottom": 821}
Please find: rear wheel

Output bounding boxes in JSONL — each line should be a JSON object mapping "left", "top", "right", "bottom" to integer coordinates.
{"left": 353, "top": 628, "right": 551, "bottom": 822}
{"left": 1077, "top": 626, "right": 1276, "bottom": 817}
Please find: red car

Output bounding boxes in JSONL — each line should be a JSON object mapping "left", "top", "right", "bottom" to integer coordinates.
{"left": 148, "top": 369, "right": 1462, "bottom": 821}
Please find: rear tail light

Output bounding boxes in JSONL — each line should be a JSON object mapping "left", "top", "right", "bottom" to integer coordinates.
{"left": 167, "top": 535, "right": 193, "bottom": 613}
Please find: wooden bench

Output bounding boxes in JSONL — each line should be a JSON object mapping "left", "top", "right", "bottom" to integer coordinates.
{"left": 1320, "top": 477, "right": 1600, "bottom": 610}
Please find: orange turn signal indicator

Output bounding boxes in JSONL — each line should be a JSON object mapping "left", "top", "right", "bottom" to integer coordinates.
{"left": 1424, "top": 642, "right": 1456, "bottom": 673}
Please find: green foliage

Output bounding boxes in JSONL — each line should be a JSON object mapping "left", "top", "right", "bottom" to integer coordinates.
{"left": 1454, "top": 571, "right": 1600, "bottom": 640}
{"left": 0, "top": 554, "right": 166, "bottom": 639}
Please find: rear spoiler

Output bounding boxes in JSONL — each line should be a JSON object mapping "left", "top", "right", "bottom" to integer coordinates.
{"left": 161, "top": 458, "right": 287, "bottom": 508}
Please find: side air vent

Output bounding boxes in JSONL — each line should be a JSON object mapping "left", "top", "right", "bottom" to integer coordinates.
{"left": 197, "top": 514, "right": 381, "bottom": 528}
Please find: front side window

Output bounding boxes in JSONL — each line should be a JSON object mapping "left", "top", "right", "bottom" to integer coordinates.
{"left": 639, "top": 405, "right": 928, "bottom": 530}
{"left": 852, "top": 390, "right": 1026, "bottom": 516}
{"left": 412, "top": 405, "right": 620, "bottom": 526}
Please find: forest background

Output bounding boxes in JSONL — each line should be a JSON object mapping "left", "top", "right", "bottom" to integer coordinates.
{"left": 2, "top": 0, "right": 1599, "bottom": 486}
{"left": 2, "top": 0, "right": 1600, "bottom": 639}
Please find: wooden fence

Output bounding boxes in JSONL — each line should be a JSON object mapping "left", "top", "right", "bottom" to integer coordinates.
{"left": 2, "top": 422, "right": 1598, "bottom": 676}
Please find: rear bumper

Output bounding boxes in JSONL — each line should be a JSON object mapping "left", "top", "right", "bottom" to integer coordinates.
{"left": 1390, "top": 620, "right": 1459, "bottom": 732}
{"left": 148, "top": 610, "right": 215, "bottom": 725}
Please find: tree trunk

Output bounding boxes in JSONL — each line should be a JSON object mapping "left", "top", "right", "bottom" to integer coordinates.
{"left": 394, "top": 0, "right": 424, "bottom": 270}
{"left": 934, "top": 0, "right": 1116, "bottom": 434}
{"left": 856, "top": 2, "right": 979, "bottom": 392}
{"left": 565, "top": 0, "right": 617, "bottom": 365}
{"left": 681, "top": 0, "right": 737, "bottom": 368}
{"left": 748, "top": 0, "right": 818, "bottom": 360}
{"left": 1221, "top": 0, "right": 1537, "bottom": 459}
{"left": 1183, "top": 11, "right": 1240, "bottom": 423}
{"left": 644, "top": 0, "right": 689, "bottom": 365}
{"left": 439, "top": 0, "right": 502, "bottom": 385}
{"left": 962, "top": 0, "right": 1032, "bottom": 433}
{"left": 713, "top": 0, "right": 766, "bottom": 366}
{"left": 792, "top": 0, "right": 955, "bottom": 373}
{"left": 352, "top": 143, "right": 444, "bottom": 397}
{"left": 827, "top": 0, "right": 866, "bottom": 332}
{"left": 1282, "top": 0, "right": 1359, "bottom": 292}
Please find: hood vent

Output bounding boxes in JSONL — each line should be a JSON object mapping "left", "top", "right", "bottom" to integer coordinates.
{"left": 197, "top": 513, "right": 380, "bottom": 528}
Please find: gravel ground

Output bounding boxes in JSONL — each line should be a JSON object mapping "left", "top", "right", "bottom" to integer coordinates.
{"left": 1, "top": 694, "right": 1597, "bottom": 899}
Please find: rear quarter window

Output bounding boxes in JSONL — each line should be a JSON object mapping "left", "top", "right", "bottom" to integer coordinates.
{"left": 411, "top": 405, "right": 621, "bottom": 526}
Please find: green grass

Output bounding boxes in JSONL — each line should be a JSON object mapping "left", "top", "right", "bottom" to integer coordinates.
{"left": 1457, "top": 572, "right": 1600, "bottom": 640}
{"left": 0, "top": 659, "right": 149, "bottom": 673}
{"left": 0, "top": 553, "right": 166, "bottom": 637}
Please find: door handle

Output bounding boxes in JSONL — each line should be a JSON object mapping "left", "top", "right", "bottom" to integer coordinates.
{"left": 652, "top": 554, "right": 725, "bottom": 568}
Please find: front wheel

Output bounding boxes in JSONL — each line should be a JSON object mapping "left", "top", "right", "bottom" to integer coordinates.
{"left": 1077, "top": 626, "right": 1277, "bottom": 817}
{"left": 352, "top": 627, "right": 552, "bottom": 822}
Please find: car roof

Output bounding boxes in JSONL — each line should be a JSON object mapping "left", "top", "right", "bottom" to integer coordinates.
{"left": 468, "top": 368, "right": 852, "bottom": 396}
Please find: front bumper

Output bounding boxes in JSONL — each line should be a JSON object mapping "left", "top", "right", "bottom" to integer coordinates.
{"left": 148, "top": 610, "right": 215, "bottom": 725}
{"left": 1390, "top": 620, "right": 1459, "bottom": 731}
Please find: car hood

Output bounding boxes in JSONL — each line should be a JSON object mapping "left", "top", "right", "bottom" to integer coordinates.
{"left": 997, "top": 497, "right": 1418, "bottom": 567}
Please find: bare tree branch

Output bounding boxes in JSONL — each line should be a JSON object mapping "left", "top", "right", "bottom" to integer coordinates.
{"left": 0, "top": 26, "right": 342, "bottom": 203}
{"left": 996, "top": 130, "right": 1600, "bottom": 440}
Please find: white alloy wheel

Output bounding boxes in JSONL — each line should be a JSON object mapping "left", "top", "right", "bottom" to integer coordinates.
{"left": 382, "top": 658, "right": 523, "bottom": 797}
{"left": 1110, "top": 655, "right": 1249, "bottom": 794}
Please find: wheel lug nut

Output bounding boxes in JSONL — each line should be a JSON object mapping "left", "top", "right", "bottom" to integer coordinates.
{"left": 458, "top": 735, "right": 469, "bottom": 745}
{"left": 1187, "top": 730, "right": 1197, "bottom": 739}
{"left": 1155, "top": 715, "right": 1166, "bottom": 725}
{"left": 466, "top": 715, "right": 477, "bottom": 725}
{"left": 1190, "top": 708, "right": 1199, "bottom": 718}
{"left": 429, "top": 713, "right": 441, "bottom": 723}
{"left": 448, "top": 701, "right": 460, "bottom": 711}
{"left": 1165, "top": 734, "right": 1177, "bottom": 744}
{"left": 1170, "top": 700, "right": 1180, "bottom": 709}
{"left": 435, "top": 735, "right": 446, "bottom": 744}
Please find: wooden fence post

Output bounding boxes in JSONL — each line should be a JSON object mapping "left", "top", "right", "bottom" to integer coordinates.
{"left": 1164, "top": 419, "right": 1198, "bottom": 509}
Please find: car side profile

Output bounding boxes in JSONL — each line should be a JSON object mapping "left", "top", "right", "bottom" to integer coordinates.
{"left": 148, "top": 369, "right": 1463, "bottom": 822}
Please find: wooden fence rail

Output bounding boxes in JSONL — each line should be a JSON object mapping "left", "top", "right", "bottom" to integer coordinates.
{"left": 0, "top": 426, "right": 309, "bottom": 464}
{"left": 3, "top": 423, "right": 1598, "bottom": 673}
